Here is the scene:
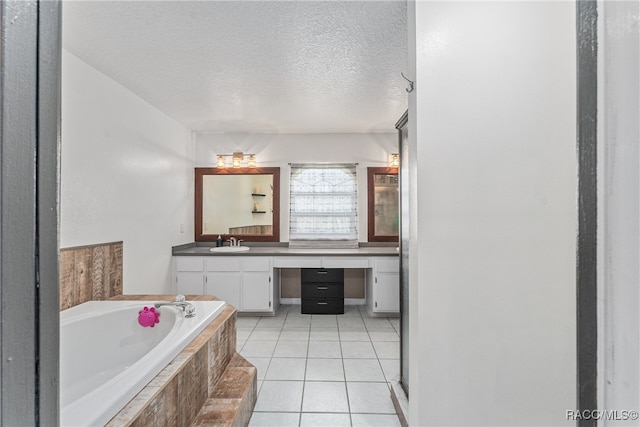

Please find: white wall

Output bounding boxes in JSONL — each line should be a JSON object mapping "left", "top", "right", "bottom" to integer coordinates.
{"left": 598, "top": 1, "right": 640, "bottom": 424}
{"left": 61, "top": 50, "right": 194, "bottom": 294}
{"left": 408, "top": 1, "right": 576, "bottom": 425}
{"left": 195, "top": 132, "right": 398, "bottom": 241}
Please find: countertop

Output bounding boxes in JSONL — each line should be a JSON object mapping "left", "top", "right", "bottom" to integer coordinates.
{"left": 172, "top": 245, "right": 399, "bottom": 257}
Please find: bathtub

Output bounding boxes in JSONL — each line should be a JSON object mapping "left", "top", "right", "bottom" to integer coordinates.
{"left": 60, "top": 299, "right": 226, "bottom": 427}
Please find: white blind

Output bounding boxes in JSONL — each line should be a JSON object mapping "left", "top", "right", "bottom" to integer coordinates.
{"left": 289, "top": 163, "right": 358, "bottom": 245}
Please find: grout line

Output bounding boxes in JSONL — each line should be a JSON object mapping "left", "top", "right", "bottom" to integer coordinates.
{"left": 344, "top": 307, "right": 364, "bottom": 426}
{"left": 247, "top": 305, "right": 402, "bottom": 426}
{"left": 299, "top": 307, "right": 309, "bottom": 422}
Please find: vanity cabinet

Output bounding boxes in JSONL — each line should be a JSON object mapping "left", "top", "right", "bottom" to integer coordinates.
{"left": 366, "top": 257, "right": 400, "bottom": 316}
{"left": 239, "top": 258, "right": 273, "bottom": 311}
{"left": 206, "top": 272, "right": 242, "bottom": 310}
{"left": 175, "top": 257, "right": 206, "bottom": 294}
{"left": 175, "top": 256, "right": 276, "bottom": 314}
{"left": 175, "top": 252, "right": 399, "bottom": 316}
{"left": 176, "top": 272, "right": 206, "bottom": 295}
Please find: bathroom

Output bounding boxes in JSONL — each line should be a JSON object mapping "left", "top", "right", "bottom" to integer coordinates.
{"left": 61, "top": 1, "right": 405, "bottom": 425}
{"left": 3, "top": 0, "right": 607, "bottom": 425}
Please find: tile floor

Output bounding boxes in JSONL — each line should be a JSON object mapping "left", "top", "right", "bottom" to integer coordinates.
{"left": 237, "top": 305, "right": 401, "bottom": 427}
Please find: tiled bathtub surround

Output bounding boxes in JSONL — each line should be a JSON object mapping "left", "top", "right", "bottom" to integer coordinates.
{"left": 59, "top": 245, "right": 258, "bottom": 424}
{"left": 59, "top": 241, "right": 123, "bottom": 310}
{"left": 194, "top": 355, "right": 258, "bottom": 426}
{"left": 104, "top": 295, "right": 256, "bottom": 427}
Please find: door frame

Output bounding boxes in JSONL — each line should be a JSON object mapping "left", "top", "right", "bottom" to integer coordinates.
{"left": 0, "top": 0, "right": 599, "bottom": 425}
{"left": 0, "top": 0, "right": 60, "bottom": 424}
{"left": 576, "top": 0, "right": 598, "bottom": 423}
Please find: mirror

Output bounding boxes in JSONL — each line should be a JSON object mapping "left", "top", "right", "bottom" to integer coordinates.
{"left": 367, "top": 167, "right": 399, "bottom": 242}
{"left": 195, "top": 167, "right": 280, "bottom": 242}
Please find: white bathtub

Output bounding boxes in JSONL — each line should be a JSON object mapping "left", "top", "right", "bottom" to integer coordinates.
{"left": 60, "top": 299, "right": 226, "bottom": 427}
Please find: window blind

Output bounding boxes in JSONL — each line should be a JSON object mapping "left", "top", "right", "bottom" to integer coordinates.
{"left": 289, "top": 163, "right": 358, "bottom": 246}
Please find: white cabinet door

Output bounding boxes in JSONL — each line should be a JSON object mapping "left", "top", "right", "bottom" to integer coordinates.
{"left": 206, "top": 272, "right": 241, "bottom": 309}
{"left": 241, "top": 272, "right": 272, "bottom": 311}
{"left": 176, "top": 272, "right": 205, "bottom": 295}
{"left": 373, "top": 273, "right": 400, "bottom": 313}
{"left": 371, "top": 257, "right": 400, "bottom": 314}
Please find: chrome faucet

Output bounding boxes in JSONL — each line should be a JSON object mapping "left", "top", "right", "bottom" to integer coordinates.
{"left": 154, "top": 295, "right": 196, "bottom": 318}
{"left": 228, "top": 238, "right": 244, "bottom": 247}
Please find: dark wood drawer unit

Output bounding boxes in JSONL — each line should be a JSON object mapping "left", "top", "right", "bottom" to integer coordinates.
{"left": 302, "top": 298, "right": 344, "bottom": 315}
{"left": 301, "top": 268, "right": 344, "bottom": 315}
{"left": 301, "top": 268, "right": 344, "bottom": 283}
{"left": 302, "top": 283, "right": 344, "bottom": 299}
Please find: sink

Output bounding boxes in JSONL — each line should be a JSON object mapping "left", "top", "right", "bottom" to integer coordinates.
{"left": 210, "top": 246, "right": 250, "bottom": 253}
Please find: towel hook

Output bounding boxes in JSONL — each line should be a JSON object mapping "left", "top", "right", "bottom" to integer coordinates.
{"left": 401, "top": 72, "right": 414, "bottom": 93}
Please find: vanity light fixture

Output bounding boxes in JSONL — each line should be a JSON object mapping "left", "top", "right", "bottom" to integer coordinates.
{"left": 216, "top": 155, "right": 226, "bottom": 168}
{"left": 232, "top": 151, "right": 243, "bottom": 168}
{"left": 215, "top": 151, "right": 258, "bottom": 168}
{"left": 389, "top": 153, "right": 400, "bottom": 168}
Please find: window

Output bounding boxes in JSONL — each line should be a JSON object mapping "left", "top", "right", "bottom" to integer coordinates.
{"left": 289, "top": 163, "right": 358, "bottom": 246}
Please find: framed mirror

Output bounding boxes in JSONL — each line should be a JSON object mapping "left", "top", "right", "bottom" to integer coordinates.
{"left": 195, "top": 167, "right": 280, "bottom": 242}
{"left": 367, "top": 167, "right": 399, "bottom": 242}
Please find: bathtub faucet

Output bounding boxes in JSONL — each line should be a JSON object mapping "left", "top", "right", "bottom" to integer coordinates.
{"left": 154, "top": 295, "right": 196, "bottom": 318}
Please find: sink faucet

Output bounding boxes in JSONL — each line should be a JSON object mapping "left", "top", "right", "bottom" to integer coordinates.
{"left": 229, "top": 237, "right": 237, "bottom": 246}
{"left": 154, "top": 295, "right": 196, "bottom": 318}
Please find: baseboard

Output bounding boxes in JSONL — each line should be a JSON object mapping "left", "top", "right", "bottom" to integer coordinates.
{"left": 390, "top": 381, "right": 409, "bottom": 427}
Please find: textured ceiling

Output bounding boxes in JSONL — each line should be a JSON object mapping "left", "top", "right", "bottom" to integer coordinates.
{"left": 62, "top": 1, "right": 408, "bottom": 134}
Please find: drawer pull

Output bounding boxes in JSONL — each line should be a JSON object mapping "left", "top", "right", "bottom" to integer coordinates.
{"left": 317, "top": 302, "right": 328, "bottom": 305}
{"left": 317, "top": 271, "right": 328, "bottom": 275}
{"left": 317, "top": 286, "right": 329, "bottom": 290}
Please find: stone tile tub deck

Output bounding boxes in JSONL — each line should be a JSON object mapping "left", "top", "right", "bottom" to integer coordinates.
{"left": 105, "top": 295, "right": 256, "bottom": 427}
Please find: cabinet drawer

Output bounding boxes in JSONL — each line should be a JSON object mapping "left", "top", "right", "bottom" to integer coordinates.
{"left": 322, "top": 257, "right": 370, "bottom": 269}
{"left": 302, "top": 283, "right": 344, "bottom": 299}
{"left": 301, "top": 268, "right": 344, "bottom": 283}
{"left": 206, "top": 257, "right": 241, "bottom": 272}
{"left": 273, "top": 257, "right": 322, "bottom": 268}
{"left": 175, "top": 257, "right": 204, "bottom": 272}
{"left": 375, "top": 258, "right": 399, "bottom": 273}
{"left": 242, "top": 257, "right": 271, "bottom": 272}
{"left": 301, "top": 298, "right": 344, "bottom": 315}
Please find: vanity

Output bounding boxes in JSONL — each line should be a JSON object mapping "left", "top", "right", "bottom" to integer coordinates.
{"left": 172, "top": 246, "right": 399, "bottom": 317}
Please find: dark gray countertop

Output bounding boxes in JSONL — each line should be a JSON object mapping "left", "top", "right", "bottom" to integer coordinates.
{"left": 172, "top": 244, "right": 399, "bottom": 257}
